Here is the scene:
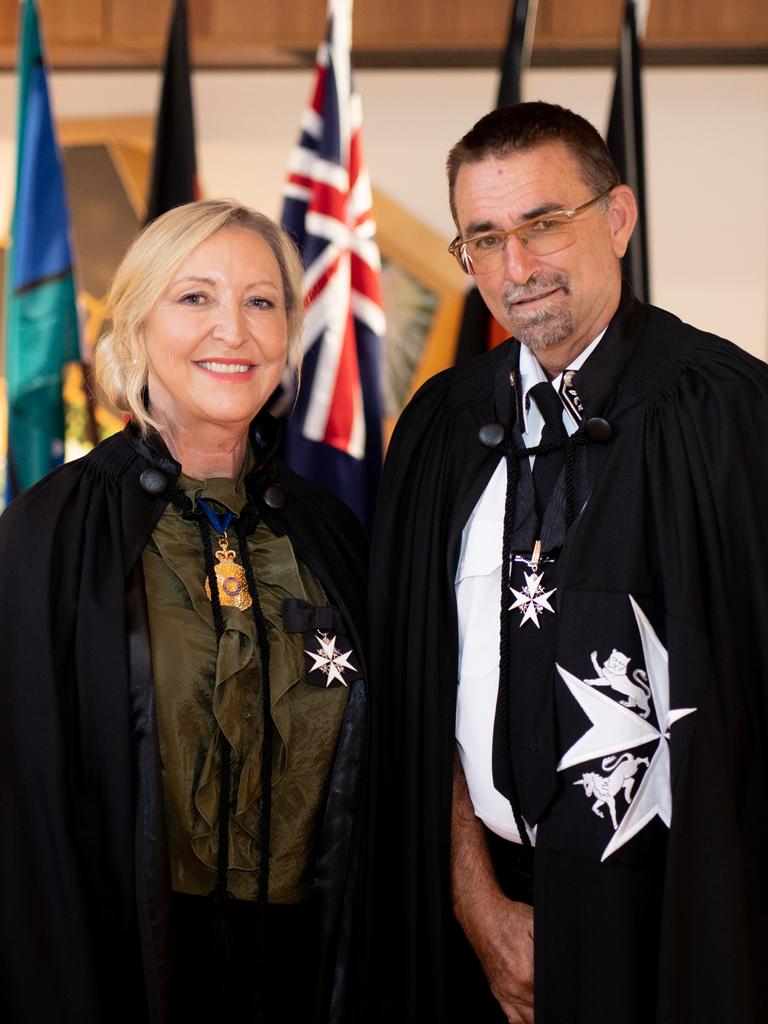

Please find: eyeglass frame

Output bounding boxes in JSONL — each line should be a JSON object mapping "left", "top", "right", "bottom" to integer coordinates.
{"left": 447, "top": 187, "right": 615, "bottom": 276}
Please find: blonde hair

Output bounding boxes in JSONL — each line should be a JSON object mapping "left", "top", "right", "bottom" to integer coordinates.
{"left": 94, "top": 199, "right": 305, "bottom": 436}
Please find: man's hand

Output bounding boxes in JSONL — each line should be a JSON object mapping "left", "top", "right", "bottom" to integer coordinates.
{"left": 451, "top": 755, "right": 534, "bottom": 1023}
{"left": 459, "top": 887, "right": 533, "bottom": 1022}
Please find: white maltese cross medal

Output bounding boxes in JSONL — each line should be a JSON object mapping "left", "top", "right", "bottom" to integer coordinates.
{"left": 510, "top": 540, "right": 556, "bottom": 629}
{"left": 305, "top": 631, "right": 357, "bottom": 688}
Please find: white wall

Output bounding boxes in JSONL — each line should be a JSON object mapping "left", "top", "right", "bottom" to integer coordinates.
{"left": 1, "top": 64, "right": 766, "bottom": 356}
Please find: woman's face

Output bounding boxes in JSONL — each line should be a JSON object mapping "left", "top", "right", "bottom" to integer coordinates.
{"left": 142, "top": 226, "right": 290, "bottom": 438}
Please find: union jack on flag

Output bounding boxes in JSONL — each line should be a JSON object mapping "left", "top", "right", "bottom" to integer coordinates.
{"left": 280, "top": 0, "right": 385, "bottom": 530}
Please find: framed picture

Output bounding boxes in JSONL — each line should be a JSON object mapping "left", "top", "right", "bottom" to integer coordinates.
{"left": 372, "top": 187, "right": 466, "bottom": 442}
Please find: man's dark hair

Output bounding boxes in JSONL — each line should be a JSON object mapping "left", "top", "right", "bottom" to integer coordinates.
{"left": 447, "top": 101, "right": 620, "bottom": 228}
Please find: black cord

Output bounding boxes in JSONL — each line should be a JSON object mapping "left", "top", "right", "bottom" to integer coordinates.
{"left": 166, "top": 485, "right": 236, "bottom": 966}
{"left": 164, "top": 485, "right": 278, "bottom": 1020}
{"left": 233, "top": 512, "right": 273, "bottom": 1024}
{"left": 495, "top": 427, "right": 591, "bottom": 840}
{"left": 564, "top": 435, "right": 578, "bottom": 530}
{"left": 232, "top": 515, "right": 273, "bottom": 916}
{"left": 198, "top": 518, "right": 233, "bottom": 901}
{"left": 497, "top": 451, "right": 533, "bottom": 847}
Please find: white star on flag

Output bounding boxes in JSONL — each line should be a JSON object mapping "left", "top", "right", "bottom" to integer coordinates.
{"left": 510, "top": 571, "right": 556, "bottom": 628}
{"left": 305, "top": 632, "right": 357, "bottom": 687}
{"left": 556, "top": 596, "right": 696, "bottom": 860}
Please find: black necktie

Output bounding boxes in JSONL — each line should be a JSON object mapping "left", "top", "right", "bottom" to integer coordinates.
{"left": 530, "top": 381, "right": 567, "bottom": 522}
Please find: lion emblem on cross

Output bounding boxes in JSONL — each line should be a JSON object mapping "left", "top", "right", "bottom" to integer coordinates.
{"left": 585, "top": 649, "right": 653, "bottom": 719}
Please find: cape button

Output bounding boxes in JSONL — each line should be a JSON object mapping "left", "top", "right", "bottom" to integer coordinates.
{"left": 263, "top": 484, "right": 287, "bottom": 510}
{"left": 585, "top": 417, "right": 612, "bottom": 442}
{"left": 478, "top": 422, "right": 505, "bottom": 448}
{"left": 139, "top": 468, "right": 168, "bottom": 494}
{"left": 252, "top": 427, "right": 269, "bottom": 452}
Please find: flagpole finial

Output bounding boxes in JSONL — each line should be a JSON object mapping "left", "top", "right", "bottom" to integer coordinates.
{"left": 522, "top": 0, "right": 540, "bottom": 72}
{"left": 632, "top": 0, "right": 651, "bottom": 39}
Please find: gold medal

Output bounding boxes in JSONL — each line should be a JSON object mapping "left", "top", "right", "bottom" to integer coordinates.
{"left": 204, "top": 532, "right": 253, "bottom": 611}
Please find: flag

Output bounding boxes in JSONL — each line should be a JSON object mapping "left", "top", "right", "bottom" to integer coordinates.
{"left": 146, "top": 0, "right": 199, "bottom": 222}
{"left": 280, "top": 0, "right": 385, "bottom": 530}
{"left": 498, "top": 0, "right": 538, "bottom": 108}
{"left": 454, "top": 0, "right": 538, "bottom": 365}
{"left": 607, "top": 0, "right": 650, "bottom": 303}
{"left": 3, "top": 0, "right": 80, "bottom": 502}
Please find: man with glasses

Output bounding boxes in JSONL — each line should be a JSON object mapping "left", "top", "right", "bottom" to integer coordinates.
{"left": 356, "top": 101, "right": 768, "bottom": 1023}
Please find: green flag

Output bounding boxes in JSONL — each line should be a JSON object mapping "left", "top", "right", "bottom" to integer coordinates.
{"left": 4, "top": 0, "right": 80, "bottom": 501}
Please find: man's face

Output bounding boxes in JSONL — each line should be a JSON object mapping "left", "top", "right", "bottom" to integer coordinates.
{"left": 453, "top": 142, "right": 633, "bottom": 361}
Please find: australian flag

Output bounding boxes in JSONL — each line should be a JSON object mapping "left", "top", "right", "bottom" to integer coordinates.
{"left": 280, "top": 0, "right": 385, "bottom": 531}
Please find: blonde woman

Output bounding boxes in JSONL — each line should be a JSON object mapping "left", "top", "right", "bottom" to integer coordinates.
{"left": 0, "top": 200, "right": 367, "bottom": 1024}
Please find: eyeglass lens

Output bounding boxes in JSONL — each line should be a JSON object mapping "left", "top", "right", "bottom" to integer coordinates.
{"left": 464, "top": 218, "right": 577, "bottom": 272}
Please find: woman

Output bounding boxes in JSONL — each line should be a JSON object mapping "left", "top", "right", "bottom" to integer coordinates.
{"left": 0, "top": 200, "right": 367, "bottom": 1024}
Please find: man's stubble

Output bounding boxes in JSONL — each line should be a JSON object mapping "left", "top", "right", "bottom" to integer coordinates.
{"left": 499, "top": 273, "right": 573, "bottom": 351}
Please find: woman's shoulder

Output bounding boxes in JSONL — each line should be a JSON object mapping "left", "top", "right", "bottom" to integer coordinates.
{"left": 1, "top": 456, "right": 83, "bottom": 540}
{"left": 273, "top": 459, "right": 367, "bottom": 542}
{"left": 269, "top": 461, "right": 369, "bottom": 653}
{"left": 0, "top": 432, "right": 135, "bottom": 540}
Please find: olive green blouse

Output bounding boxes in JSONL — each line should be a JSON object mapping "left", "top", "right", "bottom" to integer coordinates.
{"left": 142, "top": 460, "right": 350, "bottom": 904}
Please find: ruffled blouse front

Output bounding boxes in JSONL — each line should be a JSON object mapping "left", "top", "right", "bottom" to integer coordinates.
{"left": 142, "top": 462, "right": 350, "bottom": 903}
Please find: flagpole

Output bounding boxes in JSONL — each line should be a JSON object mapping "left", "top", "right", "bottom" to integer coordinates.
{"left": 454, "top": 0, "right": 539, "bottom": 366}
{"left": 607, "top": 0, "right": 650, "bottom": 303}
{"left": 498, "top": 0, "right": 539, "bottom": 106}
{"left": 279, "top": 0, "right": 385, "bottom": 529}
{"left": 146, "top": 0, "right": 199, "bottom": 223}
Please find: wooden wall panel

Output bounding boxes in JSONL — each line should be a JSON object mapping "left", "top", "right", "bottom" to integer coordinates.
{"left": 39, "top": 0, "right": 104, "bottom": 43}
{"left": 0, "top": 0, "right": 766, "bottom": 68}
{"left": 186, "top": 0, "right": 213, "bottom": 39}
{"left": 106, "top": 0, "right": 169, "bottom": 41}
{"left": 0, "top": 0, "right": 19, "bottom": 45}
{"left": 351, "top": 0, "right": 515, "bottom": 49}
{"left": 206, "top": 0, "right": 325, "bottom": 47}
{"left": 537, "top": 0, "right": 622, "bottom": 48}
{"left": 647, "top": 0, "right": 767, "bottom": 46}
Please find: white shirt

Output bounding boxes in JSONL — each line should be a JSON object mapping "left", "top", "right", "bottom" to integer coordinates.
{"left": 454, "top": 330, "right": 606, "bottom": 843}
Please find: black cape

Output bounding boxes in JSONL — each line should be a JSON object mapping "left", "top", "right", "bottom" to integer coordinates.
{"left": 354, "top": 290, "right": 768, "bottom": 1023}
{"left": 0, "top": 417, "right": 368, "bottom": 1024}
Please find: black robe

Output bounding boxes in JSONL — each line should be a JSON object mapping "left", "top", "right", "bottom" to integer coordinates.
{"left": 0, "top": 417, "right": 367, "bottom": 1024}
{"left": 354, "top": 290, "right": 768, "bottom": 1023}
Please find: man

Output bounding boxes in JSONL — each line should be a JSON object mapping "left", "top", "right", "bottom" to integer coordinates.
{"left": 353, "top": 102, "right": 768, "bottom": 1023}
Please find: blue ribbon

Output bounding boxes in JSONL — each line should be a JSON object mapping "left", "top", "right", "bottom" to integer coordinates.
{"left": 197, "top": 498, "right": 233, "bottom": 535}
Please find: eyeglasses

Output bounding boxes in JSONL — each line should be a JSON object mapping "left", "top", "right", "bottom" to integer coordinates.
{"left": 448, "top": 188, "right": 614, "bottom": 276}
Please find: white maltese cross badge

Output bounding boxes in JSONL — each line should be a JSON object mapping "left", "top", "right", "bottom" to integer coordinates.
{"left": 305, "top": 631, "right": 357, "bottom": 688}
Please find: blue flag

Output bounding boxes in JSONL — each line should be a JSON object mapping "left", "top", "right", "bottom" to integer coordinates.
{"left": 4, "top": 0, "right": 80, "bottom": 502}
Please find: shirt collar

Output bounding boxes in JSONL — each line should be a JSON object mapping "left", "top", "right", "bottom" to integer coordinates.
{"left": 177, "top": 444, "right": 256, "bottom": 516}
{"left": 518, "top": 326, "right": 608, "bottom": 433}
